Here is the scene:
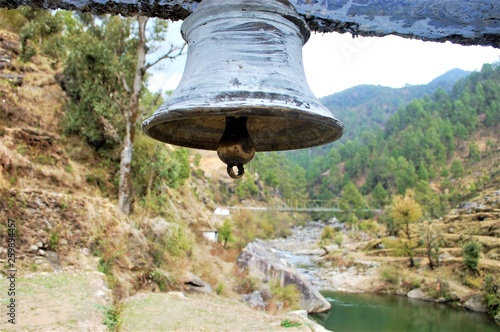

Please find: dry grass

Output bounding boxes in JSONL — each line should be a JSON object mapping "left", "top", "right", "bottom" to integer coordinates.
{"left": 324, "top": 251, "right": 355, "bottom": 269}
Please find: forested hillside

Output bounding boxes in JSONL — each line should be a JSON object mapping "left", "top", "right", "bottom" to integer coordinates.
{"left": 321, "top": 68, "right": 470, "bottom": 140}
{"left": 243, "top": 63, "right": 500, "bottom": 222}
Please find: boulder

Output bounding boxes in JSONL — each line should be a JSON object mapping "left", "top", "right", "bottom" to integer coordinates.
{"left": 183, "top": 272, "right": 213, "bottom": 294}
{"left": 144, "top": 217, "right": 173, "bottom": 235}
{"left": 0, "top": 73, "right": 23, "bottom": 86}
{"left": 45, "top": 250, "right": 61, "bottom": 269}
{"left": 237, "top": 239, "right": 331, "bottom": 313}
{"left": 463, "top": 294, "right": 487, "bottom": 312}
{"left": 242, "top": 291, "right": 267, "bottom": 310}
{"left": 406, "top": 288, "right": 434, "bottom": 302}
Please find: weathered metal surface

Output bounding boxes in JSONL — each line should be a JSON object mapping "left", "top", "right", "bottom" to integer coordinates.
{"left": 142, "top": 0, "right": 344, "bottom": 157}
{"left": 1, "top": 0, "right": 499, "bottom": 47}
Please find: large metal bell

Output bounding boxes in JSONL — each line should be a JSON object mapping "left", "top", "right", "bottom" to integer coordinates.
{"left": 142, "top": 0, "right": 344, "bottom": 179}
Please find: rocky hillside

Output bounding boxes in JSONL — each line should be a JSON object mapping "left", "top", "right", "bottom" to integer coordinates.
{"left": 438, "top": 189, "right": 500, "bottom": 265}
{"left": 0, "top": 27, "right": 228, "bottom": 285}
{"left": 0, "top": 29, "right": 328, "bottom": 331}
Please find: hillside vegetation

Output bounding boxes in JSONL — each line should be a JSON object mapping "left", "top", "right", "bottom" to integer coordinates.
{"left": 320, "top": 68, "right": 470, "bottom": 140}
{"left": 0, "top": 13, "right": 308, "bottom": 331}
{"left": 0, "top": 7, "right": 499, "bottom": 329}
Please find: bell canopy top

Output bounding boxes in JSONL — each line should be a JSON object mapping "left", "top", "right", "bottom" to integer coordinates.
{"left": 182, "top": 0, "right": 311, "bottom": 45}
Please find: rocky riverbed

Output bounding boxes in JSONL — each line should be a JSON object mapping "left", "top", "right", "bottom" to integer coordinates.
{"left": 266, "top": 220, "right": 382, "bottom": 293}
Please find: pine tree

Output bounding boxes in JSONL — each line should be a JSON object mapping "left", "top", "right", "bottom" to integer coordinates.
{"left": 372, "top": 183, "right": 388, "bottom": 208}
{"left": 339, "top": 181, "right": 368, "bottom": 226}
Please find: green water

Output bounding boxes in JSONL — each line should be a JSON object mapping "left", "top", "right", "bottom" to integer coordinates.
{"left": 311, "top": 292, "right": 499, "bottom": 332}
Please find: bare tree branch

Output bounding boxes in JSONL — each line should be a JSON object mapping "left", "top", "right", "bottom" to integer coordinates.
{"left": 144, "top": 42, "right": 187, "bottom": 72}
{"left": 120, "top": 73, "right": 131, "bottom": 94}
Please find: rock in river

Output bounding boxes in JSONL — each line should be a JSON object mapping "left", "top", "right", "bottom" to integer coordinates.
{"left": 237, "top": 239, "right": 331, "bottom": 313}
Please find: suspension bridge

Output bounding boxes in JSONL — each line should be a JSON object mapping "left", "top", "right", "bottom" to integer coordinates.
{"left": 221, "top": 200, "right": 343, "bottom": 213}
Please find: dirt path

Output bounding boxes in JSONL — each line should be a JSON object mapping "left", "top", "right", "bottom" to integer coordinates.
{"left": 0, "top": 268, "right": 110, "bottom": 331}
{"left": 121, "top": 291, "right": 323, "bottom": 332}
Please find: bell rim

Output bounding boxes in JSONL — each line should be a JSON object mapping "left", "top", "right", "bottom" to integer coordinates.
{"left": 142, "top": 105, "right": 344, "bottom": 152}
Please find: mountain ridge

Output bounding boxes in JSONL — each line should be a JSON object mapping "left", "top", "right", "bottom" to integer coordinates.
{"left": 320, "top": 68, "right": 471, "bottom": 140}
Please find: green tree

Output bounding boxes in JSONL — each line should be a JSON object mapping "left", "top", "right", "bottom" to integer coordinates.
{"left": 417, "top": 165, "right": 429, "bottom": 181}
{"left": 414, "top": 180, "right": 445, "bottom": 218}
{"left": 218, "top": 219, "right": 234, "bottom": 248}
{"left": 371, "top": 183, "right": 388, "bottom": 208}
{"left": 390, "top": 191, "right": 423, "bottom": 267}
{"left": 339, "top": 181, "right": 368, "bottom": 226}
{"left": 450, "top": 159, "right": 464, "bottom": 178}
{"left": 393, "top": 157, "right": 417, "bottom": 195}
{"left": 235, "top": 176, "right": 259, "bottom": 198}
{"left": 0, "top": 9, "right": 27, "bottom": 33}
{"left": 63, "top": 14, "right": 185, "bottom": 214}
{"left": 16, "top": 8, "right": 64, "bottom": 62}
{"left": 469, "top": 142, "right": 481, "bottom": 162}
{"left": 483, "top": 274, "right": 500, "bottom": 319}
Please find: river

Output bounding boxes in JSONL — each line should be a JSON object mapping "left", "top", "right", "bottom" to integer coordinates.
{"left": 311, "top": 291, "right": 499, "bottom": 332}
{"left": 267, "top": 223, "right": 499, "bottom": 332}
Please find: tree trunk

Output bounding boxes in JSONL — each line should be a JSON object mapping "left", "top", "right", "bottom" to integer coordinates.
{"left": 118, "top": 16, "right": 148, "bottom": 214}
{"left": 405, "top": 222, "right": 416, "bottom": 267}
{"left": 427, "top": 245, "right": 435, "bottom": 269}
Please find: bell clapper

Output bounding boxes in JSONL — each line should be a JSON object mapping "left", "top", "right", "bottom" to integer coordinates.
{"left": 217, "top": 116, "right": 256, "bottom": 179}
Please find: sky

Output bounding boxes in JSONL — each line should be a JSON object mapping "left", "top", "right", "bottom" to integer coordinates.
{"left": 148, "top": 20, "right": 500, "bottom": 99}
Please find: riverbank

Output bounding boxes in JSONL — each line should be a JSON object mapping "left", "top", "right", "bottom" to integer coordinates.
{"left": 267, "top": 221, "right": 384, "bottom": 293}
{"left": 266, "top": 219, "right": 498, "bottom": 325}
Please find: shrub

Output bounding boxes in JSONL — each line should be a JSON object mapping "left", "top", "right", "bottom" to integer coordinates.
{"left": 320, "top": 225, "right": 335, "bottom": 242}
{"left": 98, "top": 257, "right": 113, "bottom": 276}
{"left": 281, "top": 319, "right": 301, "bottom": 328}
{"left": 463, "top": 240, "right": 481, "bottom": 272}
{"left": 359, "top": 219, "right": 380, "bottom": 234}
{"left": 234, "top": 271, "right": 259, "bottom": 295}
{"left": 483, "top": 274, "right": 500, "bottom": 318}
{"left": 324, "top": 252, "right": 353, "bottom": 268}
{"left": 380, "top": 266, "right": 401, "bottom": 285}
{"left": 381, "top": 236, "right": 400, "bottom": 249}
{"left": 425, "top": 280, "right": 452, "bottom": 301}
{"left": 150, "top": 269, "right": 175, "bottom": 292}
{"left": 235, "top": 176, "right": 259, "bottom": 198}
{"left": 463, "top": 274, "right": 483, "bottom": 289}
{"left": 333, "top": 233, "right": 344, "bottom": 248}
{"left": 218, "top": 219, "right": 234, "bottom": 248}
{"left": 216, "top": 282, "right": 225, "bottom": 295}
{"left": 148, "top": 226, "right": 192, "bottom": 267}
{"left": 270, "top": 280, "right": 301, "bottom": 310}
{"left": 48, "top": 229, "right": 60, "bottom": 250}
{"left": 102, "top": 305, "right": 122, "bottom": 332}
